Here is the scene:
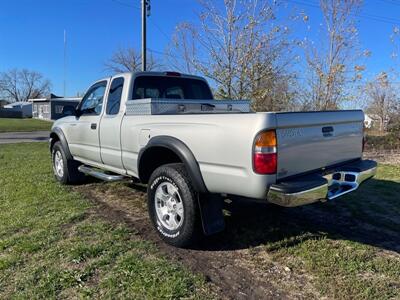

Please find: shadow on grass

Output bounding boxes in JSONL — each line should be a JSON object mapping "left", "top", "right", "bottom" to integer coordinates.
{"left": 196, "top": 178, "right": 400, "bottom": 253}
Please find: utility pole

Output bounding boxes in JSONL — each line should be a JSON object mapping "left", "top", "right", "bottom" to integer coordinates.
{"left": 142, "top": 0, "right": 150, "bottom": 71}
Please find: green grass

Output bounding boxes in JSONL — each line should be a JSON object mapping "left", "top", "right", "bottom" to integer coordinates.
{"left": 0, "top": 118, "right": 52, "bottom": 132}
{"left": 0, "top": 143, "right": 210, "bottom": 299}
{"left": 241, "top": 164, "right": 400, "bottom": 299}
{"left": 1, "top": 142, "right": 399, "bottom": 299}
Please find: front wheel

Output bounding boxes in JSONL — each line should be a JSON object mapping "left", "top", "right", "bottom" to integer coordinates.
{"left": 147, "top": 163, "right": 201, "bottom": 247}
{"left": 51, "top": 141, "right": 85, "bottom": 185}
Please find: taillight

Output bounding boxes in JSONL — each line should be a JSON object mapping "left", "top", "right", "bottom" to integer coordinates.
{"left": 253, "top": 130, "right": 277, "bottom": 174}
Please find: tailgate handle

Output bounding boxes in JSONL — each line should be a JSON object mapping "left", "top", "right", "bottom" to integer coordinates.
{"left": 201, "top": 103, "right": 215, "bottom": 111}
{"left": 322, "top": 126, "right": 334, "bottom": 133}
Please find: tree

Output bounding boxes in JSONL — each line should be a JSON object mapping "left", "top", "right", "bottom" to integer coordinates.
{"left": 300, "top": 0, "right": 366, "bottom": 110}
{"left": 365, "top": 72, "right": 399, "bottom": 133}
{"left": 170, "top": 0, "right": 296, "bottom": 112}
{"left": 104, "top": 47, "right": 160, "bottom": 73}
{"left": 0, "top": 69, "right": 51, "bottom": 102}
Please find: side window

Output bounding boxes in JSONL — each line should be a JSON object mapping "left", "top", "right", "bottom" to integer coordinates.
{"left": 106, "top": 77, "right": 124, "bottom": 115}
{"left": 80, "top": 81, "right": 107, "bottom": 115}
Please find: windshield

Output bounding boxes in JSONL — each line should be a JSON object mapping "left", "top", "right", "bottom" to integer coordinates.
{"left": 132, "top": 76, "right": 213, "bottom": 100}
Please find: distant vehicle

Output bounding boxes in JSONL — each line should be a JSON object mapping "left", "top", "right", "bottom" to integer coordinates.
{"left": 49, "top": 71, "right": 377, "bottom": 247}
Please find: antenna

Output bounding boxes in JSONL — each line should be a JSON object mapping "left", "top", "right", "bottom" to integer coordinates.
{"left": 64, "top": 29, "right": 67, "bottom": 97}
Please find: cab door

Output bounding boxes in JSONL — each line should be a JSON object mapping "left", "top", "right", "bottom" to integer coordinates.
{"left": 99, "top": 76, "right": 126, "bottom": 172}
{"left": 67, "top": 80, "right": 108, "bottom": 164}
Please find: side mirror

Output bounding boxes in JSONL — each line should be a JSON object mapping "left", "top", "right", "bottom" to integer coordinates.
{"left": 62, "top": 105, "right": 77, "bottom": 117}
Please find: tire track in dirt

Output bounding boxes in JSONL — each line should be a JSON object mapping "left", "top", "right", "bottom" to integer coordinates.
{"left": 73, "top": 178, "right": 400, "bottom": 299}
{"left": 74, "top": 183, "right": 297, "bottom": 300}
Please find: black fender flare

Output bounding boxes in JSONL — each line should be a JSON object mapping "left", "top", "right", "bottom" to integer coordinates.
{"left": 138, "top": 136, "right": 208, "bottom": 193}
{"left": 49, "top": 127, "right": 72, "bottom": 160}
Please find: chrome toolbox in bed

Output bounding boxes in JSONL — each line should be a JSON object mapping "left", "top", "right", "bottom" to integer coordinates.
{"left": 125, "top": 98, "right": 251, "bottom": 115}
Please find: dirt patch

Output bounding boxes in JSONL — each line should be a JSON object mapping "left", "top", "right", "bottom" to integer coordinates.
{"left": 73, "top": 178, "right": 400, "bottom": 299}
{"left": 74, "top": 182, "right": 321, "bottom": 299}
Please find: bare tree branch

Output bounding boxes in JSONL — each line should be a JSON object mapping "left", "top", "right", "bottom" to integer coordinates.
{"left": 169, "top": 0, "right": 296, "bottom": 112}
{"left": 0, "top": 69, "right": 51, "bottom": 102}
{"left": 300, "top": 0, "right": 366, "bottom": 110}
{"left": 365, "top": 72, "right": 399, "bottom": 132}
{"left": 104, "top": 47, "right": 161, "bottom": 73}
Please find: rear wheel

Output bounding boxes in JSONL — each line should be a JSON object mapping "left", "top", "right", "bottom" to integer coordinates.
{"left": 52, "top": 141, "right": 85, "bottom": 184}
{"left": 147, "top": 163, "right": 201, "bottom": 247}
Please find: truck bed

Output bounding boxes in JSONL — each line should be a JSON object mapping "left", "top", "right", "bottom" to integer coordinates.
{"left": 120, "top": 109, "right": 365, "bottom": 199}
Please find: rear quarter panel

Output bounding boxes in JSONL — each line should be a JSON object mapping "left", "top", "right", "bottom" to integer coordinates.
{"left": 121, "top": 113, "right": 277, "bottom": 199}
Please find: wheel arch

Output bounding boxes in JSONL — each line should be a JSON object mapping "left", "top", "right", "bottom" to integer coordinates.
{"left": 50, "top": 127, "right": 72, "bottom": 160}
{"left": 138, "top": 136, "right": 208, "bottom": 193}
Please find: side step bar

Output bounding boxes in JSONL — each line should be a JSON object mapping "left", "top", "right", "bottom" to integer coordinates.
{"left": 78, "top": 165, "right": 126, "bottom": 182}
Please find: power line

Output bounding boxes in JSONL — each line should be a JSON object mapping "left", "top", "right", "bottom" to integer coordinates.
{"left": 149, "top": 48, "right": 400, "bottom": 85}
{"left": 287, "top": 0, "right": 400, "bottom": 26}
{"left": 112, "top": 0, "right": 400, "bottom": 27}
{"left": 111, "top": 0, "right": 171, "bottom": 42}
{"left": 148, "top": 47, "right": 213, "bottom": 66}
{"left": 149, "top": 19, "right": 171, "bottom": 41}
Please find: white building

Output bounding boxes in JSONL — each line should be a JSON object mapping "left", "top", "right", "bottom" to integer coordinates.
{"left": 30, "top": 97, "right": 81, "bottom": 120}
{"left": 364, "top": 114, "right": 373, "bottom": 129}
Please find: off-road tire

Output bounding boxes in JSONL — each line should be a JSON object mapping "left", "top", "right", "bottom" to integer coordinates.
{"left": 147, "top": 163, "right": 201, "bottom": 247}
{"left": 51, "top": 141, "right": 86, "bottom": 185}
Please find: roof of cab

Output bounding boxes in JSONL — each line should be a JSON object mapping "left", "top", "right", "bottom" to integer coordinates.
{"left": 115, "top": 71, "right": 207, "bottom": 82}
{"left": 91, "top": 71, "right": 208, "bottom": 87}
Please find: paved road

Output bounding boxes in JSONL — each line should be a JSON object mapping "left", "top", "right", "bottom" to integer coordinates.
{"left": 0, "top": 131, "right": 50, "bottom": 144}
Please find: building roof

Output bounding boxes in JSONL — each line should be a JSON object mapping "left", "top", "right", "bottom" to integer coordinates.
{"left": 29, "top": 97, "right": 81, "bottom": 103}
{"left": 51, "top": 97, "right": 81, "bottom": 102}
{"left": 4, "top": 101, "right": 32, "bottom": 108}
{"left": 28, "top": 98, "right": 47, "bottom": 102}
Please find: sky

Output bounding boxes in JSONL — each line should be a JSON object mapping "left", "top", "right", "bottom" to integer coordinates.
{"left": 0, "top": 0, "right": 399, "bottom": 97}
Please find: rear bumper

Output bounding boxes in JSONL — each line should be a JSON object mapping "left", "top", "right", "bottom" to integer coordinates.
{"left": 267, "top": 159, "right": 377, "bottom": 207}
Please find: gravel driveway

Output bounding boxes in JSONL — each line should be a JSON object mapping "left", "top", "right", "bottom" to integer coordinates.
{"left": 0, "top": 131, "right": 50, "bottom": 144}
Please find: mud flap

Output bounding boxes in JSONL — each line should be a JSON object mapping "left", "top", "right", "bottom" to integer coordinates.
{"left": 198, "top": 193, "right": 225, "bottom": 235}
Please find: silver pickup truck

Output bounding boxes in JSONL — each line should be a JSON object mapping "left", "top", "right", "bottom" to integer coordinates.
{"left": 50, "top": 71, "right": 377, "bottom": 247}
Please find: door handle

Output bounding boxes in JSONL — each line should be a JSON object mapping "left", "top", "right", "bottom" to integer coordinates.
{"left": 91, "top": 123, "right": 97, "bottom": 130}
{"left": 322, "top": 126, "right": 334, "bottom": 137}
{"left": 322, "top": 126, "right": 334, "bottom": 133}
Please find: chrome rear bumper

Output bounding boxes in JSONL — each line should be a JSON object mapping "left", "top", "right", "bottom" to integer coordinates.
{"left": 267, "top": 160, "right": 377, "bottom": 207}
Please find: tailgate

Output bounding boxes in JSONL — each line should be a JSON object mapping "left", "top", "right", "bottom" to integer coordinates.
{"left": 275, "top": 110, "right": 364, "bottom": 179}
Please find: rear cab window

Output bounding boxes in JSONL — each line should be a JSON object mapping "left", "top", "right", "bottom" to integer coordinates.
{"left": 132, "top": 76, "right": 213, "bottom": 100}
